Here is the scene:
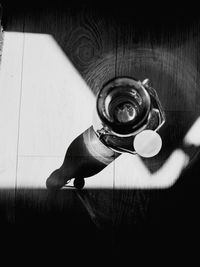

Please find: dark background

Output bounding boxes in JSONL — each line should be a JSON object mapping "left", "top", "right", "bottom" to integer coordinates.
{"left": 0, "top": 0, "right": 200, "bottom": 261}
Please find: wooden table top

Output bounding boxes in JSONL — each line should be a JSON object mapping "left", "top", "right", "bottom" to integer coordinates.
{"left": 1, "top": 3, "right": 200, "bottom": 239}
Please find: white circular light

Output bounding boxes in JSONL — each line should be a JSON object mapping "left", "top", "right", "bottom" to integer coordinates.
{"left": 133, "top": 130, "right": 162, "bottom": 158}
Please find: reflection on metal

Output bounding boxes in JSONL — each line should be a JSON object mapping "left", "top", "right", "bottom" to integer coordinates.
{"left": 83, "top": 126, "right": 116, "bottom": 165}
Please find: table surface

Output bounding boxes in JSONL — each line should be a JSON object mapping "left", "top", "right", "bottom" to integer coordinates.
{"left": 0, "top": 4, "right": 200, "bottom": 237}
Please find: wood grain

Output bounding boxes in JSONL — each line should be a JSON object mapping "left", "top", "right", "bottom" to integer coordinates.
{"left": 1, "top": 5, "right": 200, "bottom": 250}
{"left": 13, "top": 6, "right": 117, "bottom": 230}
{"left": 113, "top": 15, "right": 200, "bottom": 228}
